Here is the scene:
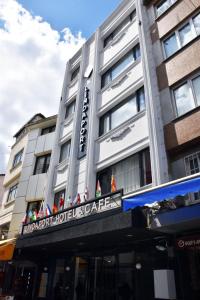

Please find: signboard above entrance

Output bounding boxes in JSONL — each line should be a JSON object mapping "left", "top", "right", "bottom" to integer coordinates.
{"left": 23, "top": 191, "right": 122, "bottom": 235}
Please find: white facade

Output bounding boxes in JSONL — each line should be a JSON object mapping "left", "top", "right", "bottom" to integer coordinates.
{"left": 46, "top": 0, "right": 169, "bottom": 209}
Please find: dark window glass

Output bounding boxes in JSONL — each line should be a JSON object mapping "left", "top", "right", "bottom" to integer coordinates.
{"left": 65, "top": 100, "right": 76, "bottom": 119}
{"left": 7, "top": 184, "right": 18, "bottom": 203}
{"left": 96, "top": 148, "right": 152, "bottom": 196}
{"left": 103, "top": 11, "right": 136, "bottom": 48}
{"left": 13, "top": 149, "right": 23, "bottom": 168}
{"left": 34, "top": 154, "right": 51, "bottom": 175}
{"left": 41, "top": 125, "right": 56, "bottom": 135}
{"left": 99, "top": 86, "right": 145, "bottom": 136}
{"left": 54, "top": 190, "right": 65, "bottom": 210}
{"left": 101, "top": 44, "right": 140, "bottom": 88}
{"left": 59, "top": 141, "right": 71, "bottom": 163}
{"left": 26, "top": 201, "right": 41, "bottom": 223}
{"left": 71, "top": 66, "right": 80, "bottom": 81}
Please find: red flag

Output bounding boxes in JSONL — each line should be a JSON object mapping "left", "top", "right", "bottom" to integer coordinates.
{"left": 76, "top": 193, "right": 81, "bottom": 205}
{"left": 59, "top": 197, "right": 65, "bottom": 208}
{"left": 111, "top": 174, "right": 117, "bottom": 192}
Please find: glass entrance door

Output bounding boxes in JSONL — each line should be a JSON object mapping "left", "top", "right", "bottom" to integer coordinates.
{"left": 75, "top": 252, "right": 136, "bottom": 300}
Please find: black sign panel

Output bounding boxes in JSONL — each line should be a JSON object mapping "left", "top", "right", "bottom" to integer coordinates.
{"left": 78, "top": 87, "right": 89, "bottom": 159}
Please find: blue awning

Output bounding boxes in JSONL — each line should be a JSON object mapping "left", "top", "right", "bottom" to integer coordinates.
{"left": 123, "top": 175, "right": 200, "bottom": 211}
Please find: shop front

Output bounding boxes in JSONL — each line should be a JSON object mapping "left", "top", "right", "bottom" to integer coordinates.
{"left": 15, "top": 190, "right": 172, "bottom": 300}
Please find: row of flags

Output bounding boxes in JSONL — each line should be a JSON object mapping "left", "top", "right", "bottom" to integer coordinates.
{"left": 23, "top": 174, "right": 117, "bottom": 224}
{"left": 95, "top": 174, "right": 117, "bottom": 197}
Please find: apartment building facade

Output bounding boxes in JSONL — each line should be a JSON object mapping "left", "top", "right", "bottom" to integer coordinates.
{"left": 0, "top": 114, "right": 56, "bottom": 295}
{"left": 14, "top": 0, "right": 200, "bottom": 300}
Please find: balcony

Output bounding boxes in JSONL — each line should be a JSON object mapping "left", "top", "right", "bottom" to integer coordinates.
{"left": 164, "top": 107, "right": 200, "bottom": 153}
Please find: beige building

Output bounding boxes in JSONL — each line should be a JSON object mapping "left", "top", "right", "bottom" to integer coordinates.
{"left": 0, "top": 114, "right": 57, "bottom": 240}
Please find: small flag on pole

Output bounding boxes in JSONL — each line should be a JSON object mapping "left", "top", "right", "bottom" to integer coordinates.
{"left": 96, "top": 180, "right": 101, "bottom": 198}
{"left": 31, "top": 210, "right": 37, "bottom": 221}
{"left": 52, "top": 203, "right": 58, "bottom": 214}
{"left": 84, "top": 187, "right": 89, "bottom": 202}
{"left": 76, "top": 193, "right": 81, "bottom": 205}
{"left": 66, "top": 197, "right": 71, "bottom": 208}
{"left": 111, "top": 174, "right": 117, "bottom": 192}
{"left": 59, "top": 197, "right": 65, "bottom": 209}
{"left": 46, "top": 204, "right": 52, "bottom": 216}
{"left": 37, "top": 201, "right": 45, "bottom": 219}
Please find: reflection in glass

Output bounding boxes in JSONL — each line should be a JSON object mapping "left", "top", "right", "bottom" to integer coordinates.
{"left": 174, "top": 83, "right": 195, "bottom": 116}
{"left": 179, "top": 23, "right": 194, "bottom": 46}
{"left": 192, "top": 75, "right": 200, "bottom": 106}
{"left": 164, "top": 33, "right": 178, "bottom": 57}
{"left": 193, "top": 13, "right": 200, "bottom": 35}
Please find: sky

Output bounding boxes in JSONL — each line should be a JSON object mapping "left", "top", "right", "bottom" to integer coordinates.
{"left": 0, "top": 0, "right": 122, "bottom": 173}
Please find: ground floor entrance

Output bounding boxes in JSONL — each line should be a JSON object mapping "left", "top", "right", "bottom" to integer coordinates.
{"left": 50, "top": 245, "right": 169, "bottom": 300}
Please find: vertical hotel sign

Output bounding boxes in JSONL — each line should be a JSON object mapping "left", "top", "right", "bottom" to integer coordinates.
{"left": 78, "top": 87, "right": 89, "bottom": 158}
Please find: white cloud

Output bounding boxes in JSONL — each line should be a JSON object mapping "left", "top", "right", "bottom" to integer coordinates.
{"left": 0, "top": 0, "right": 85, "bottom": 173}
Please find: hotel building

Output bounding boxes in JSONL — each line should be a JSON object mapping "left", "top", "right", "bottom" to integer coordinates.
{"left": 4, "top": 0, "right": 200, "bottom": 299}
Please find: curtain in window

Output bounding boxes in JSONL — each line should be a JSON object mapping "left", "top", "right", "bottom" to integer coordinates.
{"left": 112, "top": 154, "right": 140, "bottom": 194}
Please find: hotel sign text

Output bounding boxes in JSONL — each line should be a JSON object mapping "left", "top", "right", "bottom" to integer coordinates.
{"left": 23, "top": 193, "right": 121, "bottom": 235}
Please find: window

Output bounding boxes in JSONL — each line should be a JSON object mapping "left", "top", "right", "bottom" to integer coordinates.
{"left": 96, "top": 148, "right": 152, "bottom": 195}
{"left": 156, "top": 0, "right": 177, "bottom": 17}
{"left": 99, "top": 87, "right": 145, "bottom": 135}
{"left": 71, "top": 66, "right": 80, "bottom": 82}
{"left": 185, "top": 151, "right": 200, "bottom": 202}
{"left": 7, "top": 184, "right": 18, "bottom": 203}
{"left": 173, "top": 74, "right": 200, "bottom": 116}
{"left": 101, "top": 44, "right": 141, "bottom": 88}
{"left": 163, "top": 12, "right": 200, "bottom": 58}
{"left": 59, "top": 141, "right": 71, "bottom": 163}
{"left": 26, "top": 201, "right": 41, "bottom": 223}
{"left": 34, "top": 154, "right": 51, "bottom": 175}
{"left": 13, "top": 149, "right": 23, "bottom": 168}
{"left": 103, "top": 11, "right": 136, "bottom": 48}
{"left": 41, "top": 125, "right": 56, "bottom": 135}
{"left": 65, "top": 100, "right": 76, "bottom": 119}
{"left": 54, "top": 190, "right": 65, "bottom": 211}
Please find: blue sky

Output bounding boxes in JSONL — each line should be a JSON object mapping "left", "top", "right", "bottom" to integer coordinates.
{"left": 18, "top": 0, "right": 122, "bottom": 37}
{"left": 0, "top": 0, "right": 122, "bottom": 173}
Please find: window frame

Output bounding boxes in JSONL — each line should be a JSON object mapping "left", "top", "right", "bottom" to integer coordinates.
{"left": 155, "top": 0, "right": 177, "bottom": 18}
{"left": 96, "top": 148, "right": 152, "bottom": 196}
{"left": 103, "top": 11, "right": 136, "bottom": 48}
{"left": 172, "top": 73, "right": 200, "bottom": 117}
{"left": 101, "top": 44, "right": 141, "bottom": 89}
{"left": 59, "top": 140, "right": 71, "bottom": 163}
{"left": 7, "top": 183, "right": 18, "bottom": 203}
{"left": 33, "top": 153, "right": 51, "bottom": 175}
{"left": 12, "top": 149, "right": 23, "bottom": 168}
{"left": 162, "top": 12, "right": 200, "bottom": 59}
{"left": 65, "top": 100, "right": 76, "bottom": 119}
{"left": 99, "top": 86, "right": 145, "bottom": 136}
{"left": 26, "top": 201, "right": 41, "bottom": 223}
{"left": 54, "top": 189, "right": 66, "bottom": 210}
{"left": 41, "top": 125, "right": 56, "bottom": 136}
{"left": 70, "top": 66, "right": 80, "bottom": 82}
